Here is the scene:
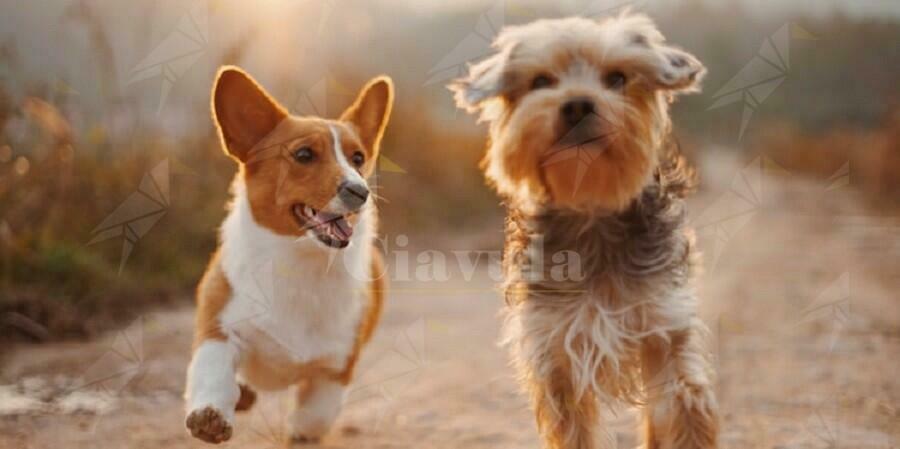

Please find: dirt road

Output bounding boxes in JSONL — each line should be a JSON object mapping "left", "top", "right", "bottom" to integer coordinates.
{"left": 1, "top": 157, "right": 898, "bottom": 448}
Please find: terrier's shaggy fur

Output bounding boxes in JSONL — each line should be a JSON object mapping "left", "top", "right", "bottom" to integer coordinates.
{"left": 450, "top": 13, "right": 719, "bottom": 449}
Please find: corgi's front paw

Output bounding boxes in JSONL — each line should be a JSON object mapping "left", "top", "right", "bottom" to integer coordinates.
{"left": 286, "top": 409, "right": 333, "bottom": 444}
{"left": 286, "top": 380, "right": 345, "bottom": 444}
{"left": 186, "top": 406, "right": 233, "bottom": 444}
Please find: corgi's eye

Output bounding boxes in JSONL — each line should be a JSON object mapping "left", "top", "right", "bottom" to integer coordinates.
{"left": 351, "top": 151, "right": 365, "bottom": 167}
{"left": 293, "top": 146, "right": 315, "bottom": 164}
{"left": 604, "top": 71, "right": 627, "bottom": 89}
{"left": 530, "top": 74, "right": 555, "bottom": 90}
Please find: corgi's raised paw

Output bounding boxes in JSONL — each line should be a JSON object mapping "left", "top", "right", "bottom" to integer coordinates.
{"left": 186, "top": 406, "right": 233, "bottom": 444}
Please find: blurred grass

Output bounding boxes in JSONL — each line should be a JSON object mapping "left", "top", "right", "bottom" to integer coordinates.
{"left": 0, "top": 2, "right": 898, "bottom": 342}
{"left": 0, "top": 101, "right": 232, "bottom": 340}
{"left": 751, "top": 109, "right": 900, "bottom": 208}
{"left": 0, "top": 81, "right": 500, "bottom": 341}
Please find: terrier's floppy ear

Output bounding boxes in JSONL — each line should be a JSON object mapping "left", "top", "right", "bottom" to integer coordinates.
{"left": 613, "top": 14, "right": 706, "bottom": 93}
{"left": 447, "top": 49, "right": 511, "bottom": 113}
{"left": 641, "top": 45, "right": 706, "bottom": 92}
{"left": 211, "top": 66, "right": 288, "bottom": 162}
{"left": 340, "top": 76, "right": 394, "bottom": 156}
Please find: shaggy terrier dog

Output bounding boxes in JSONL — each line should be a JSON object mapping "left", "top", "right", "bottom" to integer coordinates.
{"left": 450, "top": 13, "right": 719, "bottom": 449}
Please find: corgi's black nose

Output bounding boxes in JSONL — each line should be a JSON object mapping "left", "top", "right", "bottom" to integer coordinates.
{"left": 337, "top": 181, "right": 369, "bottom": 210}
{"left": 560, "top": 97, "right": 595, "bottom": 127}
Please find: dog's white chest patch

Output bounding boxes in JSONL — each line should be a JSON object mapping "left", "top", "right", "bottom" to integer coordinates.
{"left": 217, "top": 181, "right": 372, "bottom": 368}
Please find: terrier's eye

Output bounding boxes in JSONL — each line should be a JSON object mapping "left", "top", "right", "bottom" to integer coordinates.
{"left": 604, "top": 71, "right": 627, "bottom": 89}
{"left": 530, "top": 74, "right": 555, "bottom": 90}
{"left": 351, "top": 151, "right": 365, "bottom": 167}
{"left": 293, "top": 146, "right": 316, "bottom": 164}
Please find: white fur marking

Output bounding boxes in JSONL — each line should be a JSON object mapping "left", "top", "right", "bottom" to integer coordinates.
{"left": 327, "top": 125, "right": 367, "bottom": 214}
{"left": 218, "top": 179, "right": 373, "bottom": 386}
{"left": 329, "top": 125, "right": 365, "bottom": 185}
{"left": 185, "top": 340, "right": 240, "bottom": 423}
{"left": 287, "top": 380, "right": 346, "bottom": 438}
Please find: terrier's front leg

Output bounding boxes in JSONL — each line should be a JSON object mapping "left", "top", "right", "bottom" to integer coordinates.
{"left": 507, "top": 307, "right": 600, "bottom": 449}
{"left": 184, "top": 339, "right": 241, "bottom": 444}
{"left": 286, "top": 378, "right": 346, "bottom": 444}
{"left": 641, "top": 322, "right": 719, "bottom": 449}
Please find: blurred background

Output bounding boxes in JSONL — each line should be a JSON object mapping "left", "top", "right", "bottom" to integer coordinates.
{"left": 0, "top": 1, "right": 899, "bottom": 448}
{"left": 1, "top": 0, "right": 897, "bottom": 341}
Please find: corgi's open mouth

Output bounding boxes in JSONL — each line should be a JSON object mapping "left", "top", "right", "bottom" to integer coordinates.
{"left": 292, "top": 204, "right": 354, "bottom": 249}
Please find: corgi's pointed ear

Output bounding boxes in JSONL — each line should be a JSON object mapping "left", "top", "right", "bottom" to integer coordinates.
{"left": 211, "top": 66, "right": 287, "bottom": 162}
{"left": 340, "top": 76, "right": 394, "bottom": 155}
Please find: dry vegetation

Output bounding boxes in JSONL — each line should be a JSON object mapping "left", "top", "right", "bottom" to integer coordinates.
{"left": 0, "top": 3, "right": 897, "bottom": 448}
{"left": 0, "top": 76, "right": 494, "bottom": 342}
{"left": 0, "top": 1, "right": 897, "bottom": 343}
{"left": 752, "top": 109, "right": 900, "bottom": 208}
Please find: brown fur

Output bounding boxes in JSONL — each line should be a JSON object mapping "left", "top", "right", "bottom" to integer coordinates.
{"left": 503, "top": 144, "right": 716, "bottom": 448}
{"left": 238, "top": 349, "right": 342, "bottom": 391}
{"left": 211, "top": 67, "right": 386, "bottom": 237}
{"left": 193, "top": 249, "right": 229, "bottom": 349}
{"left": 451, "top": 13, "right": 718, "bottom": 449}
{"left": 192, "top": 64, "right": 390, "bottom": 347}
{"left": 212, "top": 68, "right": 288, "bottom": 163}
{"left": 207, "top": 246, "right": 386, "bottom": 395}
{"left": 187, "top": 66, "right": 392, "bottom": 441}
{"left": 339, "top": 249, "right": 387, "bottom": 383}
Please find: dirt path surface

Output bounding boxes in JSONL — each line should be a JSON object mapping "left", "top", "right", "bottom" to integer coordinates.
{"left": 2, "top": 159, "right": 898, "bottom": 449}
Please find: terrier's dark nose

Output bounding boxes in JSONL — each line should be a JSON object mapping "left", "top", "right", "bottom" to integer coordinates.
{"left": 337, "top": 180, "right": 369, "bottom": 210}
{"left": 560, "top": 97, "right": 595, "bottom": 127}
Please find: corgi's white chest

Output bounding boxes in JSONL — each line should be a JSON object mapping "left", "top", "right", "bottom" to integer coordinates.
{"left": 217, "top": 181, "right": 373, "bottom": 368}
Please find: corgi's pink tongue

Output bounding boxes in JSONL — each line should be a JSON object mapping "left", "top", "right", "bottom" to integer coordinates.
{"left": 315, "top": 211, "right": 353, "bottom": 241}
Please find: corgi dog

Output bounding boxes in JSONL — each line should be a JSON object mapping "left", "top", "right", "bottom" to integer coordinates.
{"left": 184, "top": 66, "right": 393, "bottom": 444}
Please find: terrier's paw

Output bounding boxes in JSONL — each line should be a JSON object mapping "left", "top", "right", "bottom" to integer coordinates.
{"left": 186, "top": 406, "right": 233, "bottom": 444}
